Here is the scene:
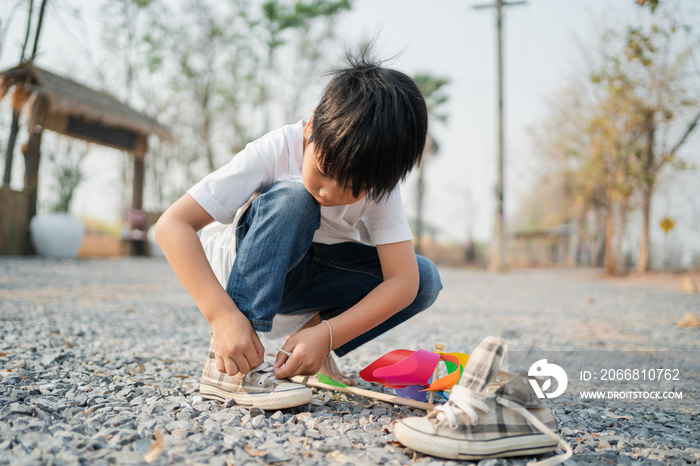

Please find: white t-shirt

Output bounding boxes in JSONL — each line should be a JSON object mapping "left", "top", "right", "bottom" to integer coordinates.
{"left": 188, "top": 120, "right": 413, "bottom": 247}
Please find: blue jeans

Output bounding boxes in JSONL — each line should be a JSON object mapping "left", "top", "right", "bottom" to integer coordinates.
{"left": 226, "top": 181, "right": 442, "bottom": 357}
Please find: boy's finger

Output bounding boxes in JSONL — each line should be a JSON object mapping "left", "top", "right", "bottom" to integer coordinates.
{"left": 252, "top": 334, "right": 265, "bottom": 361}
{"left": 244, "top": 346, "right": 262, "bottom": 369}
{"left": 275, "top": 354, "right": 300, "bottom": 379}
{"left": 274, "top": 351, "right": 289, "bottom": 370}
{"left": 223, "top": 358, "right": 241, "bottom": 376}
{"left": 216, "top": 356, "right": 227, "bottom": 374}
{"left": 231, "top": 357, "right": 250, "bottom": 375}
{"left": 274, "top": 340, "right": 295, "bottom": 368}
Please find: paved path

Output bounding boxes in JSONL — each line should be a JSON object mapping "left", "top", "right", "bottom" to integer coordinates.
{"left": 1, "top": 258, "right": 698, "bottom": 465}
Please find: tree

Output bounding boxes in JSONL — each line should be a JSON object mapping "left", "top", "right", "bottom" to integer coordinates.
{"left": 106, "top": 0, "right": 352, "bottom": 214}
{"left": 412, "top": 73, "right": 450, "bottom": 256}
{"left": 0, "top": 1, "right": 26, "bottom": 62}
{"left": 3, "top": 0, "right": 48, "bottom": 188}
{"left": 528, "top": 5, "right": 699, "bottom": 273}
{"left": 599, "top": 14, "right": 700, "bottom": 272}
{"left": 527, "top": 63, "right": 640, "bottom": 274}
{"left": 584, "top": 93, "right": 642, "bottom": 274}
{"left": 259, "top": 0, "right": 351, "bottom": 132}
{"left": 529, "top": 80, "right": 609, "bottom": 268}
{"left": 102, "top": 0, "right": 157, "bottom": 104}
{"left": 1, "top": 0, "right": 49, "bottom": 224}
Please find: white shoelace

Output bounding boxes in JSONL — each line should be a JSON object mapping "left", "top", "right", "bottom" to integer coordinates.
{"left": 435, "top": 385, "right": 573, "bottom": 466}
{"left": 435, "top": 385, "right": 490, "bottom": 428}
{"left": 498, "top": 397, "right": 573, "bottom": 466}
{"left": 245, "top": 362, "right": 277, "bottom": 385}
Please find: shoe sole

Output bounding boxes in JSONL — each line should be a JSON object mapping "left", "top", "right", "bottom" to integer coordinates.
{"left": 199, "top": 383, "right": 312, "bottom": 410}
{"left": 394, "top": 422, "right": 558, "bottom": 460}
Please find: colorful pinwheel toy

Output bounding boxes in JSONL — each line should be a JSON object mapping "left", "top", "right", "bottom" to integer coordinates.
{"left": 358, "top": 346, "right": 470, "bottom": 402}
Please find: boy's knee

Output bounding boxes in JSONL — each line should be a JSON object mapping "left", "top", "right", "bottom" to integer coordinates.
{"left": 416, "top": 256, "right": 442, "bottom": 307}
{"left": 257, "top": 181, "right": 320, "bottom": 222}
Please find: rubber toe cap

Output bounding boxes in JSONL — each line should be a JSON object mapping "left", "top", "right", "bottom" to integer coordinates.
{"left": 273, "top": 382, "right": 309, "bottom": 393}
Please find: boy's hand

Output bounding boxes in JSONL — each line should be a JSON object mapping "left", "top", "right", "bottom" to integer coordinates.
{"left": 211, "top": 311, "right": 265, "bottom": 376}
{"left": 273, "top": 324, "right": 330, "bottom": 379}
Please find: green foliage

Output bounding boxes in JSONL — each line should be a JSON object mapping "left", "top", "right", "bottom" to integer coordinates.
{"left": 413, "top": 73, "right": 451, "bottom": 125}
{"left": 98, "top": 0, "right": 353, "bottom": 210}
{"left": 259, "top": 0, "right": 352, "bottom": 131}
{"left": 44, "top": 137, "right": 88, "bottom": 214}
{"left": 260, "top": 0, "right": 353, "bottom": 61}
{"left": 635, "top": 0, "right": 659, "bottom": 14}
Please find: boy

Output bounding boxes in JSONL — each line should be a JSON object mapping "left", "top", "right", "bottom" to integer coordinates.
{"left": 155, "top": 52, "right": 442, "bottom": 410}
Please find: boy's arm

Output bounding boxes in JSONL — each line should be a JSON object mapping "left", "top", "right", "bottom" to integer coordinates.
{"left": 155, "top": 194, "right": 264, "bottom": 376}
{"left": 274, "top": 239, "right": 419, "bottom": 379}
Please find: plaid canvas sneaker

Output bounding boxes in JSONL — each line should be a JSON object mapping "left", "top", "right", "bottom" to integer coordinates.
{"left": 199, "top": 338, "right": 312, "bottom": 410}
{"left": 394, "top": 336, "right": 572, "bottom": 466}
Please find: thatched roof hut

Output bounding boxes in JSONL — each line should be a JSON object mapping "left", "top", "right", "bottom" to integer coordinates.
{"left": 0, "top": 62, "right": 172, "bottom": 150}
{"left": 0, "top": 61, "right": 172, "bottom": 255}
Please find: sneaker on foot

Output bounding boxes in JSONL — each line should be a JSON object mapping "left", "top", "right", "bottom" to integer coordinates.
{"left": 394, "top": 336, "right": 572, "bottom": 465}
{"left": 199, "top": 342, "right": 312, "bottom": 410}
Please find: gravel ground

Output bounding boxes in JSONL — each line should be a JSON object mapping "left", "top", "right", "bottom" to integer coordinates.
{"left": 1, "top": 257, "right": 698, "bottom": 465}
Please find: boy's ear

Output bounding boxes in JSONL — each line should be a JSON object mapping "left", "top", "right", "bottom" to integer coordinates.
{"left": 304, "top": 115, "right": 313, "bottom": 139}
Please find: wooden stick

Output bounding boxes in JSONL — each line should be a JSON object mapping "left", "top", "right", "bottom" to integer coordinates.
{"left": 428, "top": 341, "right": 446, "bottom": 405}
{"left": 291, "top": 376, "right": 436, "bottom": 411}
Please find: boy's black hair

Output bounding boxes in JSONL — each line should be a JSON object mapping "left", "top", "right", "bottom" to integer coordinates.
{"left": 309, "top": 48, "right": 428, "bottom": 201}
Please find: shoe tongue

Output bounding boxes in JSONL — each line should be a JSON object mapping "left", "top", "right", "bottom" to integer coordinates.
{"left": 459, "top": 337, "right": 507, "bottom": 392}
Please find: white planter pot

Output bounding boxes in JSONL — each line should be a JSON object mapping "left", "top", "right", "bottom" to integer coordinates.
{"left": 30, "top": 213, "right": 86, "bottom": 258}
{"left": 147, "top": 224, "right": 165, "bottom": 257}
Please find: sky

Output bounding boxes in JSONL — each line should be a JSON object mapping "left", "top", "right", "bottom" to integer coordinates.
{"left": 2, "top": 0, "right": 699, "bottom": 265}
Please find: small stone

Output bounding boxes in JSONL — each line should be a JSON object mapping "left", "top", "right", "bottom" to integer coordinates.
{"left": 250, "top": 415, "right": 267, "bottom": 429}
{"left": 116, "top": 388, "right": 135, "bottom": 400}
{"left": 477, "top": 460, "right": 506, "bottom": 466}
{"left": 41, "top": 351, "right": 65, "bottom": 367}
{"left": 10, "top": 403, "right": 37, "bottom": 416}
{"left": 329, "top": 437, "right": 352, "bottom": 449}
{"left": 561, "top": 427, "right": 576, "bottom": 437}
{"left": 208, "top": 458, "right": 228, "bottom": 466}
{"left": 1, "top": 373, "right": 21, "bottom": 385}
{"left": 130, "top": 438, "right": 153, "bottom": 455}
{"left": 223, "top": 433, "right": 241, "bottom": 446}
{"left": 249, "top": 406, "right": 265, "bottom": 418}
{"left": 31, "top": 398, "right": 59, "bottom": 413}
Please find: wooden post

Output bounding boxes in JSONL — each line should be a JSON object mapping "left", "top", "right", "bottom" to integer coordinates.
{"left": 132, "top": 134, "right": 148, "bottom": 211}
{"left": 128, "top": 134, "right": 148, "bottom": 256}
{"left": 128, "top": 156, "right": 146, "bottom": 256}
{"left": 21, "top": 128, "right": 42, "bottom": 220}
{"left": 21, "top": 126, "right": 43, "bottom": 254}
{"left": 20, "top": 96, "right": 48, "bottom": 253}
{"left": 3, "top": 111, "right": 20, "bottom": 187}
{"left": 473, "top": 0, "right": 526, "bottom": 272}
{"left": 132, "top": 156, "right": 144, "bottom": 211}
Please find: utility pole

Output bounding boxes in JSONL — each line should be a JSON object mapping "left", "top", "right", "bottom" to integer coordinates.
{"left": 473, "top": 0, "right": 525, "bottom": 272}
